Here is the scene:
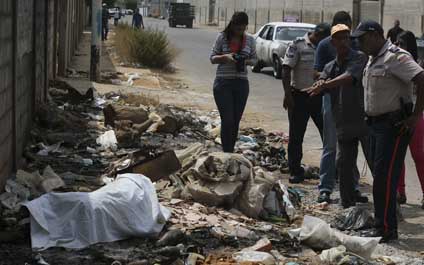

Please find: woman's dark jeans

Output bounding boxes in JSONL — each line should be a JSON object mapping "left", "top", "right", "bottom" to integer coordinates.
{"left": 213, "top": 78, "right": 249, "bottom": 153}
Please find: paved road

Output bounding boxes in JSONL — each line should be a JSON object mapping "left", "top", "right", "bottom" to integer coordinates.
{"left": 125, "top": 17, "right": 423, "bottom": 205}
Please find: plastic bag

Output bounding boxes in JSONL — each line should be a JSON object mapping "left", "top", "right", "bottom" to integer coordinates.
{"left": 232, "top": 251, "right": 276, "bottom": 265}
{"left": 333, "top": 207, "right": 374, "bottom": 231}
{"left": 291, "top": 215, "right": 381, "bottom": 259}
{"left": 319, "top": 245, "right": 347, "bottom": 262}
{"left": 96, "top": 130, "right": 118, "bottom": 151}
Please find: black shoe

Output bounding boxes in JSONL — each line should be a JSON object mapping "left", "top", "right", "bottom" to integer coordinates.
{"left": 342, "top": 201, "right": 356, "bottom": 209}
{"left": 397, "top": 193, "right": 407, "bottom": 204}
{"left": 289, "top": 175, "right": 304, "bottom": 184}
{"left": 355, "top": 191, "right": 369, "bottom": 203}
{"left": 317, "top": 191, "right": 331, "bottom": 203}
{"left": 360, "top": 228, "right": 398, "bottom": 243}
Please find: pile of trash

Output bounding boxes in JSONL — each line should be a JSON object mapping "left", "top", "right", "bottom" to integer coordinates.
{"left": 236, "top": 128, "right": 289, "bottom": 172}
{"left": 1, "top": 80, "right": 401, "bottom": 265}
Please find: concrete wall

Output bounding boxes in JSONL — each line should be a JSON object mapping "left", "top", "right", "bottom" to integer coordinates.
{"left": 192, "top": 0, "right": 354, "bottom": 33}
{"left": 0, "top": 0, "right": 15, "bottom": 189}
{"left": 0, "top": 0, "right": 86, "bottom": 189}
{"left": 191, "top": 0, "right": 424, "bottom": 37}
{"left": 383, "top": 0, "right": 424, "bottom": 37}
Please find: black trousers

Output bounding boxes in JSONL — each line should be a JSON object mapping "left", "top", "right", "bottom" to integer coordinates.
{"left": 337, "top": 135, "right": 372, "bottom": 206}
{"left": 213, "top": 78, "right": 249, "bottom": 153}
{"left": 369, "top": 118, "right": 411, "bottom": 232}
{"left": 288, "top": 90, "right": 323, "bottom": 176}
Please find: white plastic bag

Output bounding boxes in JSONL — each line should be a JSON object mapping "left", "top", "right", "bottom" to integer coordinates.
{"left": 319, "top": 245, "right": 347, "bottom": 262}
{"left": 291, "top": 215, "right": 381, "bottom": 259}
{"left": 96, "top": 130, "right": 118, "bottom": 151}
{"left": 232, "top": 251, "right": 276, "bottom": 265}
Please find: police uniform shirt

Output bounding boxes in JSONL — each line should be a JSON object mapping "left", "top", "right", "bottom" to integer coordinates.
{"left": 283, "top": 33, "right": 316, "bottom": 90}
{"left": 363, "top": 41, "right": 423, "bottom": 116}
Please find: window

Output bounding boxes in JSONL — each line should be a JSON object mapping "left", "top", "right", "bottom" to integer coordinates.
{"left": 259, "top": 25, "right": 270, "bottom": 39}
{"left": 275, "top": 27, "right": 313, "bottom": 41}
{"left": 266, "top": 27, "right": 274, "bottom": 40}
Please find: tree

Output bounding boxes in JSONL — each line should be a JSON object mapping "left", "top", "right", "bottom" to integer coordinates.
{"left": 103, "top": 0, "right": 117, "bottom": 8}
{"left": 124, "top": 0, "right": 138, "bottom": 10}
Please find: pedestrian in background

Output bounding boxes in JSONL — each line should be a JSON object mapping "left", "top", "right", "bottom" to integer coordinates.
{"left": 114, "top": 8, "right": 121, "bottom": 26}
{"left": 281, "top": 23, "right": 331, "bottom": 184}
{"left": 387, "top": 19, "right": 404, "bottom": 43}
{"left": 313, "top": 11, "right": 368, "bottom": 204}
{"left": 353, "top": 20, "right": 424, "bottom": 242}
{"left": 210, "top": 12, "right": 257, "bottom": 153}
{"left": 306, "top": 24, "right": 372, "bottom": 208}
{"left": 395, "top": 30, "right": 424, "bottom": 209}
{"left": 102, "top": 3, "right": 109, "bottom": 41}
{"left": 132, "top": 9, "right": 145, "bottom": 30}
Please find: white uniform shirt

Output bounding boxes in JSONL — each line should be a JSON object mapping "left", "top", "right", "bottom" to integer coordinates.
{"left": 363, "top": 41, "right": 423, "bottom": 116}
{"left": 282, "top": 33, "right": 316, "bottom": 90}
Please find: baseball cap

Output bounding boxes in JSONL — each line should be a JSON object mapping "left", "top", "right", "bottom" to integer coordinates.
{"left": 314, "top": 22, "right": 331, "bottom": 37}
{"left": 352, "top": 20, "right": 384, "bottom": 38}
{"left": 331, "top": 24, "right": 350, "bottom": 37}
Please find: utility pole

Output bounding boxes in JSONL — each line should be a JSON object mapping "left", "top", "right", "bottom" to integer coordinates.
{"left": 90, "top": 0, "right": 102, "bottom": 81}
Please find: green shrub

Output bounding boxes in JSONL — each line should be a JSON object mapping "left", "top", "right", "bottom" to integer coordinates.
{"left": 114, "top": 24, "right": 177, "bottom": 69}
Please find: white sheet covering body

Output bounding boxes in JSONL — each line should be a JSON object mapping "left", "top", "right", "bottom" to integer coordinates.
{"left": 23, "top": 174, "right": 171, "bottom": 250}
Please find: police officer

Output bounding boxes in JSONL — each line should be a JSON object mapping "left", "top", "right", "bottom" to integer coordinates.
{"left": 352, "top": 20, "right": 424, "bottom": 242}
{"left": 282, "top": 23, "right": 331, "bottom": 183}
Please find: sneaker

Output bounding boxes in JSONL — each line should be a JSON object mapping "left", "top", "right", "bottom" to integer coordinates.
{"left": 355, "top": 191, "right": 369, "bottom": 203}
{"left": 360, "top": 228, "right": 398, "bottom": 243}
{"left": 289, "top": 175, "right": 304, "bottom": 184}
{"left": 317, "top": 191, "right": 331, "bottom": 203}
{"left": 397, "top": 193, "right": 407, "bottom": 204}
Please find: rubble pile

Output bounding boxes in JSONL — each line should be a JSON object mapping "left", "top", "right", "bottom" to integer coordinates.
{"left": 1, "top": 81, "right": 412, "bottom": 265}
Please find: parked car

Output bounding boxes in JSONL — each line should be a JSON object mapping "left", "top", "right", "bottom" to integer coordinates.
{"left": 125, "top": 9, "right": 134, "bottom": 15}
{"left": 253, "top": 22, "right": 315, "bottom": 79}
{"left": 108, "top": 7, "right": 126, "bottom": 18}
{"left": 108, "top": 8, "right": 118, "bottom": 18}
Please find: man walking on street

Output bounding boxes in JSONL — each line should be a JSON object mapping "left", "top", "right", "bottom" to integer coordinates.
{"left": 387, "top": 19, "right": 404, "bottom": 43}
{"left": 306, "top": 24, "right": 372, "bottom": 208}
{"left": 353, "top": 20, "right": 424, "bottom": 242}
{"left": 132, "top": 9, "right": 145, "bottom": 30}
{"left": 282, "top": 23, "right": 331, "bottom": 184}
{"left": 114, "top": 8, "right": 121, "bottom": 26}
{"left": 313, "top": 11, "right": 368, "bottom": 204}
{"left": 102, "top": 3, "right": 109, "bottom": 41}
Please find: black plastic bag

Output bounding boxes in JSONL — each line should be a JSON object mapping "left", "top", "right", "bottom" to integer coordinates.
{"left": 332, "top": 207, "right": 374, "bottom": 231}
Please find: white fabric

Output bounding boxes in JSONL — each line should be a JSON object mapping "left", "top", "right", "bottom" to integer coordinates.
{"left": 23, "top": 174, "right": 171, "bottom": 250}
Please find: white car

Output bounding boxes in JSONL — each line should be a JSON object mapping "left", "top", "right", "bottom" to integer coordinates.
{"left": 253, "top": 22, "right": 316, "bottom": 79}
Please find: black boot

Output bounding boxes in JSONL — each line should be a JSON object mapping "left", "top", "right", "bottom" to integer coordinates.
{"left": 355, "top": 190, "right": 369, "bottom": 203}
{"left": 360, "top": 228, "right": 398, "bottom": 243}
